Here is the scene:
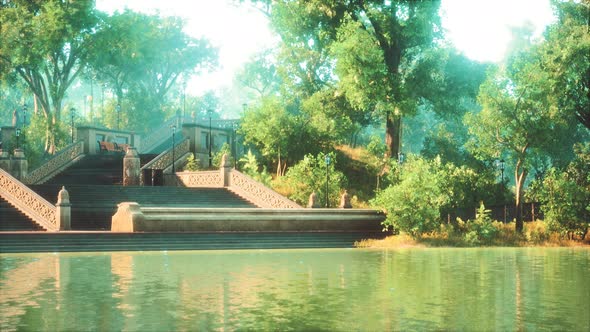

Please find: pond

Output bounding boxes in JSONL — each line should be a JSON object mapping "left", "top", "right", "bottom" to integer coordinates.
{"left": 1, "top": 248, "right": 589, "bottom": 331}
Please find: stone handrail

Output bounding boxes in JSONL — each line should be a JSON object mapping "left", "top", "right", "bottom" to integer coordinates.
{"left": 140, "top": 117, "right": 179, "bottom": 153}
{"left": 175, "top": 170, "right": 223, "bottom": 187}
{"left": 0, "top": 168, "right": 58, "bottom": 231}
{"left": 229, "top": 170, "right": 302, "bottom": 209}
{"left": 24, "top": 140, "right": 85, "bottom": 185}
{"left": 141, "top": 138, "right": 190, "bottom": 171}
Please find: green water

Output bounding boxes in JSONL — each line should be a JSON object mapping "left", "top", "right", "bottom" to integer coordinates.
{"left": 1, "top": 248, "right": 589, "bottom": 331}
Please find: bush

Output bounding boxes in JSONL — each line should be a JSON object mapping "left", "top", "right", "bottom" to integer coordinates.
{"left": 538, "top": 168, "right": 589, "bottom": 240}
{"left": 239, "top": 149, "right": 272, "bottom": 186}
{"left": 183, "top": 153, "right": 200, "bottom": 171}
{"left": 277, "top": 152, "right": 347, "bottom": 207}
{"left": 371, "top": 156, "right": 447, "bottom": 237}
{"left": 467, "top": 203, "right": 499, "bottom": 244}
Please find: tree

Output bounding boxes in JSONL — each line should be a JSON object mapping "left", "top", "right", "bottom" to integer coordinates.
{"left": 236, "top": 49, "right": 282, "bottom": 98}
{"left": 87, "top": 10, "right": 218, "bottom": 132}
{"left": 540, "top": 0, "right": 590, "bottom": 130}
{"left": 466, "top": 41, "right": 579, "bottom": 232}
{"left": 1, "top": 0, "right": 98, "bottom": 153}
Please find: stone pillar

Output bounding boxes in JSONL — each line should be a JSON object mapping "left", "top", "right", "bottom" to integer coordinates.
{"left": 339, "top": 190, "right": 352, "bottom": 209}
{"left": 56, "top": 186, "right": 71, "bottom": 231}
{"left": 0, "top": 149, "right": 10, "bottom": 173}
{"left": 220, "top": 153, "right": 231, "bottom": 187}
{"left": 307, "top": 192, "right": 320, "bottom": 208}
{"left": 182, "top": 123, "right": 198, "bottom": 154}
{"left": 11, "top": 148, "right": 28, "bottom": 180}
{"left": 123, "top": 147, "right": 140, "bottom": 186}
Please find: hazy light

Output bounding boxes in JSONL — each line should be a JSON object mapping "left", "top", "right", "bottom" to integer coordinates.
{"left": 441, "top": 0, "right": 555, "bottom": 62}
{"left": 96, "top": 0, "right": 555, "bottom": 93}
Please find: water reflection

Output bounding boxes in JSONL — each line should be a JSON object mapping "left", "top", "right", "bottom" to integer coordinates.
{"left": 1, "top": 248, "right": 589, "bottom": 331}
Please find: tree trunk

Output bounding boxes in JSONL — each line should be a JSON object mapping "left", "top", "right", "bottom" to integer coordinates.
{"left": 514, "top": 165, "right": 528, "bottom": 233}
{"left": 385, "top": 112, "right": 401, "bottom": 159}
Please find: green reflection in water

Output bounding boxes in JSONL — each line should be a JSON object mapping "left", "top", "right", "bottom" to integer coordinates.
{"left": 1, "top": 248, "right": 589, "bottom": 331}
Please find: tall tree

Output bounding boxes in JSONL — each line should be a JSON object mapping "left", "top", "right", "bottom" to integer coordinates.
{"left": 540, "top": 0, "right": 590, "bottom": 129}
{"left": 254, "top": 0, "right": 443, "bottom": 159}
{"left": 466, "top": 47, "right": 579, "bottom": 232}
{"left": 1, "top": 0, "right": 98, "bottom": 153}
{"left": 87, "top": 10, "right": 218, "bottom": 132}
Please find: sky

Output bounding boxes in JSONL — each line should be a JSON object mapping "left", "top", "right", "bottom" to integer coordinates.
{"left": 95, "top": 0, "right": 556, "bottom": 96}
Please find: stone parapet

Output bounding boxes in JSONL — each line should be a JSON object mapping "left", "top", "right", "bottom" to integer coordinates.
{"left": 111, "top": 205, "right": 385, "bottom": 232}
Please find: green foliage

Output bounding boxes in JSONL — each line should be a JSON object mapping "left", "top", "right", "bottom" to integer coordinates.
{"left": 537, "top": 168, "right": 589, "bottom": 240}
{"left": 277, "top": 152, "right": 346, "bottom": 207}
{"left": 239, "top": 149, "right": 272, "bottom": 186}
{"left": 372, "top": 155, "right": 504, "bottom": 238}
{"left": 465, "top": 203, "right": 499, "bottom": 246}
{"left": 372, "top": 156, "right": 447, "bottom": 237}
{"left": 212, "top": 143, "right": 233, "bottom": 169}
{"left": 540, "top": 1, "right": 590, "bottom": 129}
{"left": 366, "top": 135, "right": 386, "bottom": 158}
{"left": 0, "top": 0, "right": 98, "bottom": 153}
{"left": 87, "top": 10, "right": 218, "bottom": 133}
{"left": 183, "top": 153, "right": 200, "bottom": 172}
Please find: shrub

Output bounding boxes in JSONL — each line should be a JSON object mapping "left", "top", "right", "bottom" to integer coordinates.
{"left": 278, "top": 152, "right": 347, "bottom": 207}
{"left": 538, "top": 169, "right": 589, "bottom": 240}
{"left": 239, "top": 149, "right": 272, "bottom": 186}
{"left": 212, "top": 143, "right": 233, "bottom": 168}
{"left": 183, "top": 153, "right": 200, "bottom": 171}
{"left": 371, "top": 156, "right": 446, "bottom": 237}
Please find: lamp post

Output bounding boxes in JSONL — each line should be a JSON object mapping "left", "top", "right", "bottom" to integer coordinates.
{"left": 70, "top": 108, "right": 76, "bottom": 143}
{"left": 325, "top": 154, "right": 331, "bottom": 208}
{"left": 15, "top": 128, "right": 20, "bottom": 149}
{"left": 171, "top": 124, "right": 176, "bottom": 174}
{"left": 208, "top": 109, "right": 213, "bottom": 168}
{"left": 116, "top": 103, "right": 121, "bottom": 130}
{"left": 22, "top": 104, "right": 27, "bottom": 127}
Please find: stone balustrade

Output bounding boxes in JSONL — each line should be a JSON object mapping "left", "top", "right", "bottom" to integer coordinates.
{"left": 140, "top": 138, "right": 191, "bottom": 185}
{"left": 23, "top": 140, "right": 85, "bottom": 185}
{"left": 0, "top": 168, "right": 69, "bottom": 231}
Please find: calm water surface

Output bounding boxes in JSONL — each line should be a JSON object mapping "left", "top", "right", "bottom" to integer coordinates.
{"left": 1, "top": 248, "right": 589, "bottom": 331}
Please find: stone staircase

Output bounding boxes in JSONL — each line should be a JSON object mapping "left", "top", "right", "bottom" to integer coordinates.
{"left": 0, "top": 197, "right": 44, "bottom": 231}
{"left": 29, "top": 185, "right": 256, "bottom": 230}
{"left": 1, "top": 154, "right": 256, "bottom": 231}
{"left": 47, "top": 154, "right": 124, "bottom": 185}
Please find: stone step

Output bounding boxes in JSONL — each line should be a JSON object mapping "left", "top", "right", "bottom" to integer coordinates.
{"left": 0, "top": 232, "right": 384, "bottom": 253}
{"left": 26, "top": 184, "right": 257, "bottom": 230}
{"left": 0, "top": 197, "right": 44, "bottom": 231}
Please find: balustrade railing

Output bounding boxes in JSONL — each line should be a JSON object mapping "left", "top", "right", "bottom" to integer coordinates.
{"left": 175, "top": 170, "right": 223, "bottom": 187}
{"left": 229, "top": 170, "right": 301, "bottom": 209}
{"left": 140, "top": 138, "right": 190, "bottom": 184}
{"left": 140, "top": 117, "right": 179, "bottom": 153}
{"left": 0, "top": 168, "right": 58, "bottom": 231}
{"left": 24, "top": 140, "right": 85, "bottom": 185}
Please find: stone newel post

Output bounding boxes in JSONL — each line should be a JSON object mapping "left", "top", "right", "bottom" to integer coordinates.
{"left": 56, "top": 186, "right": 71, "bottom": 231}
{"left": 11, "top": 148, "right": 28, "bottom": 180}
{"left": 220, "top": 153, "right": 231, "bottom": 187}
{"left": 123, "top": 147, "right": 140, "bottom": 186}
